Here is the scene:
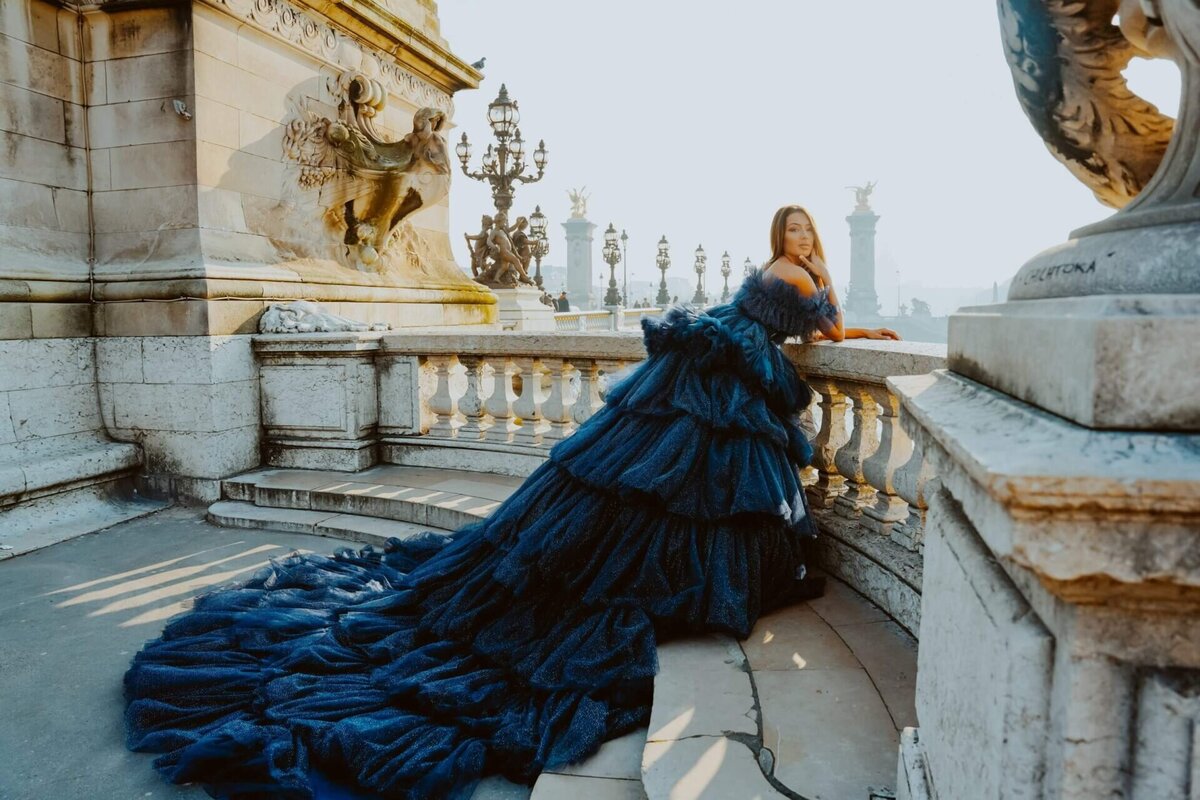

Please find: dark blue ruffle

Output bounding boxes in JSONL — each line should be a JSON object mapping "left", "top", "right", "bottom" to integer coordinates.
{"left": 123, "top": 284, "right": 830, "bottom": 799}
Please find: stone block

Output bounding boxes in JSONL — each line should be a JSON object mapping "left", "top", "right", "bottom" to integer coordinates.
{"left": 0, "top": 177, "right": 58, "bottom": 229}
{"left": 915, "top": 488, "right": 1053, "bottom": 800}
{"left": 87, "top": 97, "right": 194, "bottom": 151}
{"left": 30, "top": 302, "right": 90, "bottom": 338}
{"left": 197, "top": 186, "right": 251, "bottom": 233}
{"left": 107, "top": 139, "right": 196, "bottom": 190}
{"left": 85, "top": 6, "right": 190, "bottom": 61}
{"left": 0, "top": 0, "right": 61, "bottom": 52}
{"left": 137, "top": 423, "right": 260, "bottom": 479}
{"left": 235, "top": 26, "right": 318, "bottom": 89}
{"left": 95, "top": 298, "right": 263, "bottom": 337}
{"left": 740, "top": 605, "right": 860, "bottom": 672}
{"left": 111, "top": 379, "right": 258, "bottom": 433}
{"left": 0, "top": 32, "right": 78, "bottom": 103}
{"left": 196, "top": 140, "right": 284, "bottom": 198}
{"left": 237, "top": 108, "right": 286, "bottom": 161}
{"left": 193, "top": 96, "right": 240, "bottom": 150}
{"left": 0, "top": 337, "right": 93, "bottom": 391}
{"left": 7, "top": 385, "right": 100, "bottom": 440}
{"left": 950, "top": 295, "right": 1200, "bottom": 430}
{"left": 52, "top": 188, "right": 89, "bottom": 233}
{"left": 95, "top": 337, "right": 143, "bottom": 383}
{"left": 0, "top": 302, "right": 34, "bottom": 340}
{"left": 0, "top": 130, "right": 86, "bottom": 191}
{"left": 530, "top": 774, "right": 644, "bottom": 800}
{"left": 92, "top": 185, "right": 199, "bottom": 235}
{"left": 0, "top": 82, "right": 67, "bottom": 144}
{"left": 193, "top": 5, "right": 239, "bottom": 64}
{"left": 140, "top": 334, "right": 255, "bottom": 385}
{"left": 648, "top": 635, "right": 755, "bottom": 743}
{"left": 103, "top": 50, "right": 190, "bottom": 104}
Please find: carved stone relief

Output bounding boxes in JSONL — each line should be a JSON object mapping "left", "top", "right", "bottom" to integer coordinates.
{"left": 282, "top": 71, "right": 452, "bottom": 270}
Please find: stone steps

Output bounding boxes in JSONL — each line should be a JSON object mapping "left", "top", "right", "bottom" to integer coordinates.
{"left": 207, "top": 465, "right": 915, "bottom": 800}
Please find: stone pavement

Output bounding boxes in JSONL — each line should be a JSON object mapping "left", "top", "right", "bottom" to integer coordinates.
{"left": 0, "top": 493, "right": 916, "bottom": 800}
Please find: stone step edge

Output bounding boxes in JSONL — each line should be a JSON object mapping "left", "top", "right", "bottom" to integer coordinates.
{"left": 219, "top": 473, "right": 501, "bottom": 533}
{"left": 207, "top": 501, "right": 452, "bottom": 548}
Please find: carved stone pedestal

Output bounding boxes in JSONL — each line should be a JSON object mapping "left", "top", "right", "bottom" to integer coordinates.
{"left": 492, "top": 286, "right": 555, "bottom": 331}
{"left": 892, "top": 370, "right": 1200, "bottom": 800}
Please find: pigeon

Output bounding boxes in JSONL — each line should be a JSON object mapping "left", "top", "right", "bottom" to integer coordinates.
{"left": 470, "top": 57, "right": 486, "bottom": 70}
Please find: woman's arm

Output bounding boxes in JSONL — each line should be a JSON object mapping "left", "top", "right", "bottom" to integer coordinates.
{"left": 810, "top": 327, "right": 901, "bottom": 341}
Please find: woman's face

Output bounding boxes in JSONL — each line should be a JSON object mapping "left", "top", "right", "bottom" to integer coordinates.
{"left": 783, "top": 212, "right": 815, "bottom": 262}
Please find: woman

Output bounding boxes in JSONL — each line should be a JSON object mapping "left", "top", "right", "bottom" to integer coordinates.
{"left": 123, "top": 205, "right": 899, "bottom": 799}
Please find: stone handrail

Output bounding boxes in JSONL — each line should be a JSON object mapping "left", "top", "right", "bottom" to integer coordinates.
{"left": 253, "top": 331, "right": 944, "bottom": 632}
{"left": 553, "top": 307, "right": 664, "bottom": 331}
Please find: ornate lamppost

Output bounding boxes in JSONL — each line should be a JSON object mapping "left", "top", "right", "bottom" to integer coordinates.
{"left": 620, "top": 229, "right": 629, "bottom": 309}
{"left": 655, "top": 236, "right": 671, "bottom": 308}
{"left": 744, "top": 257, "right": 755, "bottom": 277}
{"left": 602, "top": 224, "right": 622, "bottom": 307}
{"left": 455, "top": 85, "right": 549, "bottom": 288}
{"left": 529, "top": 205, "right": 549, "bottom": 289}
{"left": 691, "top": 244, "right": 707, "bottom": 305}
{"left": 720, "top": 251, "right": 732, "bottom": 302}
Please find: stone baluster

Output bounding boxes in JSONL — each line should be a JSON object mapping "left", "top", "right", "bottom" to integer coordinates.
{"left": 425, "top": 355, "right": 458, "bottom": 438}
{"left": 805, "top": 378, "right": 851, "bottom": 507}
{"left": 596, "top": 359, "right": 629, "bottom": 404}
{"left": 483, "top": 356, "right": 518, "bottom": 444}
{"left": 577, "top": 315, "right": 588, "bottom": 332}
{"left": 833, "top": 381, "right": 881, "bottom": 518}
{"left": 572, "top": 358, "right": 604, "bottom": 427}
{"left": 860, "top": 383, "right": 913, "bottom": 534}
{"left": 511, "top": 357, "right": 545, "bottom": 447}
{"left": 455, "top": 355, "right": 488, "bottom": 440}
{"left": 540, "top": 358, "right": 576, "bottom": 444}
{"left": 891, "top": 435, "right": 935, "bottom": 552}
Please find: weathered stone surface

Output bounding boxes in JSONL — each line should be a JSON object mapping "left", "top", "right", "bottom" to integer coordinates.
{"left": 530, "top": 773, "right": 644, "bottom": 800}
{"left": 642, "top": 737, "right": 787, "bottom": 800}
{"left": 950, "top": 294, "right": 1200, "bottom": 430}
{"left": 891, "top": 370, "right": 1200, "bottom": 599}
{"left": 756, "top": 667, "right": 899, "bottom": 800}
{"left": 914, "top": 487, "right": 1053, "bottom": 800}
{"left": 648, "top": 635, "right": 755, "bottom": 742}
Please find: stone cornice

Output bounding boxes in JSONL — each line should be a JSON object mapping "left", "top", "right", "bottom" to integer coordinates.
{"left": 202, "top": 0, "right": 479, "bottom": 101}
{"left": 296, "top": 0, "right": 479, "bottom": 94}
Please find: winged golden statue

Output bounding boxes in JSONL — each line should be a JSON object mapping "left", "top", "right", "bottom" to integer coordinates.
{"left": 283, "top": 72, "right": 452, "bottom": 268}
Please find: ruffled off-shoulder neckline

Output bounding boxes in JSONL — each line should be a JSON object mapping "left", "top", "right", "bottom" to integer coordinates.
{"left": 732, "top": 267, "right": 838, "bottom": 341}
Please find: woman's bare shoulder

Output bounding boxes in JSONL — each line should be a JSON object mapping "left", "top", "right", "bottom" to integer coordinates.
{"left": 764, "top": 259, "right": 819, "bottom": 295}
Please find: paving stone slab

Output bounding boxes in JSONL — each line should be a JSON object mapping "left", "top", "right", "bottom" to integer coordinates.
{"left": 835, "top": 618, "right": 918, "bottom": 730}
{"left": 740, "top": 604, "right": 861, "bottom": 672}
{"left": 642, "top": 737, "right": 788, "bottom": 800}
{"left": 547, "top": 727, "right": 647, "bottom": 780}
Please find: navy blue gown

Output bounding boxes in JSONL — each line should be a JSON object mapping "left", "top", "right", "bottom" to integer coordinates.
{"left": 123, "top": 268, "right": 838, "bottom": 799}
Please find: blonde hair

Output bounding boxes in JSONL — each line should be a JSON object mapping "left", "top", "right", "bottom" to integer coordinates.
{"left": 767, "top": 205, "right": 828, "bottom": 269}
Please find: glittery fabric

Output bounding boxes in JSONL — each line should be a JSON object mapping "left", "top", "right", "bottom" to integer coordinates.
{"left": 122, "top": 269, "right": 837, "bottom": 799}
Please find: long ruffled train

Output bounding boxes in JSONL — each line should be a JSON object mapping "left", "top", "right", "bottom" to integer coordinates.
{"left": 123, "top": 271, "right": 830, "bottom": 799}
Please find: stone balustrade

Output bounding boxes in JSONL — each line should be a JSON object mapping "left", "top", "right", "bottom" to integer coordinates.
{"left": 252, "top": 330, "right": 945, "bottom": 633}
{"left": 553, "top": 307, "right": 664, "bottom": 332}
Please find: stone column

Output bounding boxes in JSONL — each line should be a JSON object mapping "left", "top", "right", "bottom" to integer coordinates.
{"left": 562, "top": 216, "right": 597, "bottom": 310}
{"left": 892, "top": 4, "right": 1200, "bottom": 799}
{"left": 844, "top": 206, "right": 881, "bottom": 321}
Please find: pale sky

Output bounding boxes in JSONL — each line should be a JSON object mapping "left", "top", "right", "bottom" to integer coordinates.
{"left": 438, "top": 2, "right": 1179, "bottom": 312}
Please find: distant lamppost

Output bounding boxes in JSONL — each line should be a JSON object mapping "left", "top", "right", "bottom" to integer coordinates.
{"left": 691, "top": 244, "right": 707, "bottom": 305}
{"left": 602, "top": 223, "right": 622, "bottom": 307}
{"left": 744, "top": 257, "right": 755, "bottom": 277}
{"left": 529, "top": 205, "right": 548, "bottom": 289}
{"left": 655, "top": 236, "right": 671, "bottom": 308}
{"left": 720, "top": 251, "right": 732, "bottom": 302}
{"left": 620, "top": 229, "right": 629, "bottom": 309}
{"left": 455, "top": 84, "right": 548, "bottom": 216}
